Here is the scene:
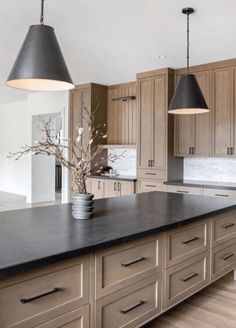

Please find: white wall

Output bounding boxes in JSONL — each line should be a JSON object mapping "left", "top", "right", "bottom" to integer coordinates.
{"left": 108, "top": 149, "right": 137, "bottom": 176}
{"left": 184, "top": 157, "right": 236, "bottom": 183}
{"left": 0, "top": 91, "right": 69, "bottom": 203}
{"left": 0, "top": 100, "right": 29, "bottom": 196}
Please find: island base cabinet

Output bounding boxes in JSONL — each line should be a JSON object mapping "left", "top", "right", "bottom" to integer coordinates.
{"left": 163, "top": 252, "right": 210, "bottom": 309}
{"left": 34, "top": 305, "right": 90, "bottom": 328}
{"left": 95, "top": 273, "right": 162, "bottom": 328}
{"left": 212, "top": 239, "right": 236, "bottom": 281}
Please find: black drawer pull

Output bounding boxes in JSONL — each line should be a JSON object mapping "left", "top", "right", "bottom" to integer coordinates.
{"left": 215, "top": 194, "right": 229, "bottom": 197}
{"left": 121, "top": 256, "right": 146, "bottom": 267}
{"left": 120, "top": 300, "right": 145, "bottom": 314}
{"left": 223, "top": 223, "right": 235, "bottom": 229}
{"left": 221, "top": 252, "right": 234, "bottom": 261}
{"left": 146, "top": 185, "right": 157, "bottom": 188}
{"left": 181, "top": 272, "right": 198, "bottom": 282}
{"left": 145, "top": 173, "right": 157, "bottom": 176}
{"left": 182, "top": 236, "right": 199, "bottom": 244}
{"left": 20, "top": 288, "right": 61, "bottom": 304}
{"left": 177, "top": 190, "right": 189, "bottom": 194}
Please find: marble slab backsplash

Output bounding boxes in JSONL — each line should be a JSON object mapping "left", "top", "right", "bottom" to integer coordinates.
{"left": 108, "top": 149, "right": 137, "bottom": 176}
{"left": 184, "top": 157, "right": 236, "bottom": 182}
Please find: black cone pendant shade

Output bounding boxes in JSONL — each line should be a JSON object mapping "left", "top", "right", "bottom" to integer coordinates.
{"left": 168, "top": 74, "right": 208, "bottom": 114}
{"left": 6, "top": 1, "right": 74, "bottom": 91}
{"left": 168, "top": 8, "right": 209, "bottom": 114}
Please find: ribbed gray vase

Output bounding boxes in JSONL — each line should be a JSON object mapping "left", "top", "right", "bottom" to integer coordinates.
{"left": 71, "top": 193, "right": 94, "bottom": 220}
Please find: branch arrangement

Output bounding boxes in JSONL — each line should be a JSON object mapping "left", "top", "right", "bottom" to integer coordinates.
{"left": 8, "top": 104, "right": 123, "bottom": 194}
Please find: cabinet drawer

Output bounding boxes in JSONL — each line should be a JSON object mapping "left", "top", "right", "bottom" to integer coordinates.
{"left": 203, "top": 188, "right": 236, "bottom": 199}
{"left": 164, "top": 252, "right": 210, "bottom": 309}
{"left": 165, "top": 220, "right": 210, "bottom": 267}
{"left": 212, "top": 209, "right": 236, "bottom": 246}
{"left": 166, "top": 185, "right": 202, "bottom": 195}
{"left": 35, "top": 305, "right": 90, "bottom": 328}
{"left": 0, "top": 257, "right": 89, "bottom": 328}
{"left": 212, "top": 240, "right": 236, "bottom": 281}
{"left": 138, "top": 169, "right": 166, "bottom": 180}
{"left": 95, "top": 236, "right": 162, "bottom": 298}
{"left": 95, "top": 273, "right": 162, "bottom": 328}
{"left": 138, "top": 179, "right": 166, "bottom": 192}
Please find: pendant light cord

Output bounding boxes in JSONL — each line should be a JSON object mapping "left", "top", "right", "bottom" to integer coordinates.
{"left": 187, "top": 12, "right": 190, "bottom": 72}
{"left": 40, "top": 0, "right": 45, "bottom": 25}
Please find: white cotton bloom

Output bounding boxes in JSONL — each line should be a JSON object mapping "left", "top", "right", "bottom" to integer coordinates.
{"left": 77, "top": 127, "right": 84, "bottom": 136}
{"left": 76, "top": 135, "right": 81, "bottom": 143}
{"left": 34, "top": 140, "right": 38, "bottom": 144}
{"left": 102, "top": 134, "right": 107, "bottom": 139}
{"left": 89, "top": 138, "right": 93, "bottom": 145}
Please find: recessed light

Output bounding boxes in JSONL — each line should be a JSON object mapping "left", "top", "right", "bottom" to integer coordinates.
{"left": 156, "top": 55, "right": 166, "bottom": 60}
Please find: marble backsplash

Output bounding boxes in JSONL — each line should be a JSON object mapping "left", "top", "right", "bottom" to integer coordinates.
{"left": 108, "top": 149, "right": 137, "bottom": 176}
{"left": 184, "top": 157, "right": 236, "bottom": 182}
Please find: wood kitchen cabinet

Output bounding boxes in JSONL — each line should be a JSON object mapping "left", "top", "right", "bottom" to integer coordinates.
{"left": 103, "top": 179, "right": 135, "bottom": 198}
{"left": 88, "top": 178, "right": 135, "bottom": 199}
{"left": 70, "top": 83, "right": 107, "bottom": 173}
{"left": 174, "top": 69, "right": 211, "bottom": 157}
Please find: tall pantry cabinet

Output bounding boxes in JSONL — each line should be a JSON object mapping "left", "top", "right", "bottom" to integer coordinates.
{"left": 137, "top": 68, "right": 183, "bottom": 192}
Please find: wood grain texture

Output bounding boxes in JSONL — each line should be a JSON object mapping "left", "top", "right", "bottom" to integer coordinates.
{"left": 144, "top": 272, "right": 236, "bottom": 328}
{"left": 107, "top": 82, "right": 137, "bottom": 145}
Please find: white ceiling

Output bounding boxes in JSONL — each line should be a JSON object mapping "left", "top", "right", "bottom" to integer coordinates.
{"left": 1, "top": 0, "right": 236, "bottom": 104}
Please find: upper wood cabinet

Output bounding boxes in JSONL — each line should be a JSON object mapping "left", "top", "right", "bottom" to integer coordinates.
{"left": 137, "top": 69, "right": 171, "bottom": 173}
{"left": 174, "top": 69, "right": 211, "bottom": 157}
{"left": 107, "top": 82, "right": 137, "bottom": 145}
{"left": 212, "top": 67, "right": 232, "bottom": 157}
{"left": 70, "top": 83, "right": 107, "bottom": 170}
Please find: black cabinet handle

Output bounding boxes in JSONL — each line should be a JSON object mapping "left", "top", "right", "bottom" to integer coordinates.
{"left": 227, "top": 147, "right": 230, "bottom": 155}
{"left": 223, "top": 223, "right": 235, "bottom": 229}
{"left": 189, "top": 147, "right": 192, "bottom": 155}
{"left": 231, "top": 147, "right": 234, "bottom": 155}
{"left": 177, "top": 190, "right": 189, "bottom": 194}
{"left": 181, "top": 272, "right": 198, "bottom": 282}
{"left": 221, "top": 252, "right": 234, "bottom": 261}
{"left": 118, "top": 182, "right": 121, "bottom": 192}
{"left": 146, "top": 185, "right": 157, "bottom": 188}
{"left": 145, "top": 173, "right": 157, "bottom": 176}
{"left": 114, "top": 182, "right": 117, "bottom": 191}
{"left": 121, "top": 256, "right": 146, "bottom": 267}
{"left": 192, "top": 147, "right": 195, "bottom": 155}
{"left": 20, "top": 288, "right": 61, "bottom": 304}
{"left": 148, "top": 160, "right": 151, "bottom": 167}
{"left": 98, "top": 181, "right": 101, "bottom": 190}
{"left": 120, "top": 300, "right": 145, "bottom": 314}
{"left": 215, "top": 194, "right": 229, "bottom": 197}
{"left": 181, "top": 236, "right": 199, "bottom": 244}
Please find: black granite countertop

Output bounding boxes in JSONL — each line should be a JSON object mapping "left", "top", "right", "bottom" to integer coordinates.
{"left": 164, "top": 180, "right": 236, "bottom": 191}
{"left": 0, "top": 191, "right": 236, "bottom": 278}
{"left": 88, "top": 174, "right": 137, "bottom": 181}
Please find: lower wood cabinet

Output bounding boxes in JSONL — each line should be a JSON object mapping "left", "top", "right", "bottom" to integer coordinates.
{"left": 88, "top": 178, "right": 136, "bottom": 199}
{"left": 95, "top": 274, "right": 162, "bottom": 328}
{"left": 203, "top": 188, "right": 236, "bottom": 199}
{"left": 138, "top": 179, "right": 166, "bottom": 193}
{"left": 165, "top": 185, "right": 202, "bottom": 195}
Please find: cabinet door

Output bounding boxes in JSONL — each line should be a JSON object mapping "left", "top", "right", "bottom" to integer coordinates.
{"left": 153, "top": 74, "right": 167, "bottom": 170}
{"left": 194, "top": 70, "right": 211, "bottom": 156}
{"left": 90, "top": 179, "right": 104, "bottom": 199}
{"left": 104, "top": 180, "right": 119, "bottom": 198}
{"left": 119, "top": 181, "right": 134, "bottom": 196}
{"left": 212, "top": 67, "right": 231, "bottom": 156}
{"left": 232, "top": 66, "right": 236, "bottom": 156}
{"left": 138, "top": 78, "right": 153, "bottom": 168}
{"left": 174, "top": 75, "right": 195, "bottom": 157}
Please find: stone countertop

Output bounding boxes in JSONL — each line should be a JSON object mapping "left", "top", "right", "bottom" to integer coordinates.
{"left": 88, "top": 174, "right": 137, "bottom": 182}
{"left": 0, "top": 191, "right": 236, "bottom": 278}
{"left": 164, "top": 180, "right": 236, "bottom": 191}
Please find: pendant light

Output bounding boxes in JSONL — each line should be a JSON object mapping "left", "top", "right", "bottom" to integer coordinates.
{"left": 6, "top": 0, "right": 74, "bottom": 91}
{"left": 168, "top": 8, "right": 209, "bottom": 114}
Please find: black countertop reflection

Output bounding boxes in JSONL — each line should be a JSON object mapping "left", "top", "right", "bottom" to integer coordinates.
{"left": 0, "top": 191, "right": 235, "bottom": 277}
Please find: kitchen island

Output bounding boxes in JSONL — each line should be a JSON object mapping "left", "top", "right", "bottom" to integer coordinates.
{"left": 1, "top": 191, "right": 236, "bottom": 328}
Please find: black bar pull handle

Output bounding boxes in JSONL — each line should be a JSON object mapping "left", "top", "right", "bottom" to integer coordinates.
{"left": 181, "top": 272, "right": 198, "bottom": 282}
{"left": 215, "top": 194, "right": 229, "bottom": 197}
{"left": 221, "top": 253, "right": 234, "bottom": 261}
{"left": 182, "top": 236, "right": 199, "bottom": 244}
{"left": 121, "top": 256, "right": 146, "bottom": 267}
{"left": 177, "top": 190, "right": 189, "bottom": 194}
{"left": 223, "top": 223, "right": 235, "bottom": 229}
{"left": 120, "top": 300, "right": 145, "bottom": 314}
{"left": 20, "top": 287, "right": 61, "bottom": 304}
